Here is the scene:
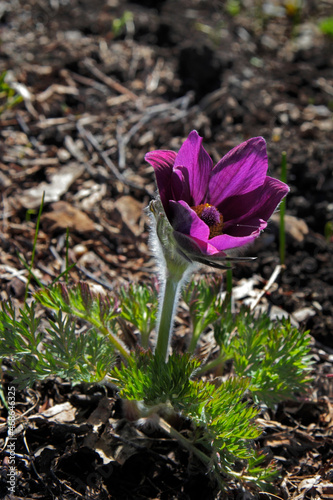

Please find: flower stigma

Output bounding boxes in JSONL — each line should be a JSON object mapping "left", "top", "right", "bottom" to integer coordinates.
{"left": 191, "top": 203, "right": 224, "bottom": 239}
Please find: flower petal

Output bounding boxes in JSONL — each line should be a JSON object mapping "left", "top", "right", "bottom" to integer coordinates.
{"left": 222, "top": 177, "right": 289, "bottom": 235}
{"left": 173, "top": 230, "right": 223, "bottom": 257}
{"left": 147, "top": 132, "right": 290, "bottom": 267}
{"left": 174, "top": 130, "right": 212, "bottom": 205}
{"left": 223, "top": 218, "right": 267, "bottom": 237}
{"left": 145, "top": 150, "right": 177, "bottom": 215}
{"left": 209, "top": 137, "right": 268, "bottom": 207}
{"left": 169, "top": 200, "right": 210, "bottom": 240}
{"left": 243, "top": 176, "right": 289, "bottom": 221}
{"left": 209, "top": 231, "right": 261, "bottom": 251}
{"left": 171, "top": 167, "right": 190, "bottom": 202}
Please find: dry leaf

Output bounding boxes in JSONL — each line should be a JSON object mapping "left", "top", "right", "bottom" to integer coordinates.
{"left": 114, "top": 195, "right": 143, "bottom": 236}
{"left": 39, "top": 402, "right": 77, "bottom": 424}
{"left": 271, "top": 213, "right": 309, "bottom": 243}
{"left": 41, "top": 201, "right": 96, "bottom": 233}
{"left": 20, "top": 163, "right": 84, "bottom": 209}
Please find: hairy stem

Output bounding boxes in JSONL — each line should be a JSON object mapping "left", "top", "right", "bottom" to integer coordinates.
{"left": 154, "top": 273, "right": 183, "bottom": 362}
{"left": 188, "top": 322, "right": 203, "bottom": 354}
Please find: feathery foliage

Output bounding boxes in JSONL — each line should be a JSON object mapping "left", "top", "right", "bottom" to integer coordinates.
{"left": 213, "top": 307, "right": 313, "bottom": 405}
{"left": 0, "top": 300, "right": 117, "bottom": 388}
{"left": 1, "top": 277, "right": 312, "bottom": 491}
{"left": 118, "top": 282, "right": 158, "bottom": 348}
{"left": 111, "top": 352, "right": 276, "bottom": 487}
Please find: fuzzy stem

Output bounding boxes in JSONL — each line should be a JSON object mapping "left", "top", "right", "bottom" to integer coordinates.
{"left": 279, "top": 151, "right": 287, "bottom": 266}
{"left": 188, "top": 322, "right": 203, "bottom": 354}
{"left": 148, "top": 198, "right": 192, "bottom": 361}
{"left": 154, "top": 272, "right": 183, "bottom": 362}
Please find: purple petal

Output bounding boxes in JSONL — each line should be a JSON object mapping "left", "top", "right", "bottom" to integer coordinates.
{"left": 244, "top": 177, "right": 289, "bottom": 221}
{"left": 171, "top": 167, "right": 191, "bottom": 202}
{"left": 169, "top": 200, "right": 210, "bottom": 240}
{"left": 223, "top": 218, "right": 267, "bottom": 237}
{"left": 209, "top": 137, "right": 268, "bottom": 207}
{"left": 209, "top": 231, "right": 261, "bottom": 252}
{"left": 170, "top": 169, "right": 184, "bottom": 200}
{"left": 222, "top": 177, "right": 289, "bottom": 234}
{"left": 173, "top": 230, "right": 223, "bottom": 257}
{"left": 174, "top": 130, "right": 212, "bottom": 205}
{"left": 145, "top": 150, "right": 177, "bottom": 214}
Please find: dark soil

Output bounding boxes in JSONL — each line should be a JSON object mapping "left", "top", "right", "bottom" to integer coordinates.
{"left": 0, "top": 1, "right": 332, "bottom": 499}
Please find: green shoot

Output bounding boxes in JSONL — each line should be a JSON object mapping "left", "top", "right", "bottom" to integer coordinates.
{"left": 17, "top": 252, "right": 44, "bottom": 290}
{"left": 226, "top": 0, "right": 242, "bottom": 16}
{"left": 284, "top": 0, "right": 302, "bottom": 23}
{"left": 194, "top": 21, "right": 225, "bottom": 47}
{"left": 0, "top": 71, "right": 23, "bottom": 115}
{"left": 324, "top": 221, "right": 333, "bottom": 243}
{"left": 318, "top": 17, "right": 333, "bottom": 37}
{"left": 65, "top": 227, "right": 70, "bottom": 284}
{"left": 19, "top": 192, "right": 46, "bottom": 301}
{"left": 111, "top": 11, "right": 133, "bottom": 39}
{"left": 19, "top": 197, "right": 76, "bottom": 292}
{"left": 279, "top": 151, "right": 287, "bottom": 266}
{"left": 25, "top": 208, "right": 37, "bottom": 222}
{"left": 51, "top": 262, "right": 77, "bottom": 285}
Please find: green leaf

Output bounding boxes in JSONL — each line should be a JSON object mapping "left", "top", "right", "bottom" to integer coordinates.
{"left": 111, "top": 352, "right": 275, "bottom": 489}
{"left": 213, "top": 307, "right": 313, "bottom": 405}
{"left": 35, "top": 282, "right": 131, "bottom": 362}
{"left": 183, "top": 275, "right": 225, "bottom": 352}
{"left": 0, "top": 299, "right": 117, "bottom": 388}
{"left": 118, "top": 282, "right": 158, "bottom": 348}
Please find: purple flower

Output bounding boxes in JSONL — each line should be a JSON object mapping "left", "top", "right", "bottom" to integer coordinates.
{"left": 145, "top": 131, "right": 289, "bottom": 266}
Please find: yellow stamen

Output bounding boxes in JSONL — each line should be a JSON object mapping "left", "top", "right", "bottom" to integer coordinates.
{"left": 191, "top": 203, "right": 224, "bottom": 239}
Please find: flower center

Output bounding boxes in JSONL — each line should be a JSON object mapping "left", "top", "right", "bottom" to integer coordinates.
{"left": 191, "top": 203, "right": 224, "bottom": 239}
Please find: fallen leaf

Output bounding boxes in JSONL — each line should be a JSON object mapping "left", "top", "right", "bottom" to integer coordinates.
{"left": 271, "top": 213, "right": 309, "bottom": 243}
{"left": 40, "top": 401, "right": 77, "bottom": 423}
{"left": 114, "top": 195, "right": 144, "bottom": 236}
{"left": 41, "top": 201, "right": 97, "bottom": 233}
{"left": 87, "top": 397, "right": 114, "bottom": 426}
{"left": 20, "top": 163, "right": 84, "bottom": 209}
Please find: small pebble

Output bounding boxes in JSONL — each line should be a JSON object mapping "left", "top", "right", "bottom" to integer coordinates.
{"left": 73, "top": 244, "right": 88, "bottom": 258}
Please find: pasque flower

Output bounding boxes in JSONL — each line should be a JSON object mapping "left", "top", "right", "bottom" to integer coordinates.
{"left": 145, "top": 130, "right": 289, "bottom": 267}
